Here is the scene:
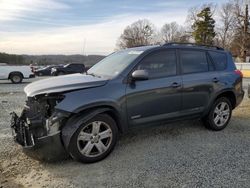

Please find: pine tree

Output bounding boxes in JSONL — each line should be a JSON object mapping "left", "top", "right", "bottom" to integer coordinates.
{"left": 192, "top": 7, "right": 216, "bottom": 45}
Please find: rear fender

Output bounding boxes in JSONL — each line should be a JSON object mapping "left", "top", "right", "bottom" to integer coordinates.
{"left": 202, "top": 89, "right": 236, "bottom": 117}
{"left": 8, "top": 71, "right": 24, "bottom": 79}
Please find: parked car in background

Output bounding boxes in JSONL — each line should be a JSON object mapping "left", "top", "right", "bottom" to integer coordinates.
{"left": 10, "top": 43, "right": 244, "bottom": 163}
{"left": 51, "top": 63, "right": 85, "bottom": 76}
{"left": 34, "top": 65, "right": 64, "bottom": 76}
{"left": 30, "top": 64, "right": 43, "bottom": 73}
{"left": 0, "top": 63, "right": 34, "bottom": 83}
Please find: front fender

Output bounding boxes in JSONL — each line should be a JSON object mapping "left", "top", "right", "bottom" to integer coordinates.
{"left": 55, "top": 84, "right": 125, "bottom": 113}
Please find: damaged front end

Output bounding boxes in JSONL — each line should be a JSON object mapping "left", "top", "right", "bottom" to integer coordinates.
{"left": 10, "top": 94, "right": 70, "bottom": 161}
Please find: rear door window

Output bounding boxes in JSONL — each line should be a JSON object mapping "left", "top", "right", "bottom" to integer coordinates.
{"left": 208, "top": 51, "right": 227, "bottom": 71}
{"left": 180, "top": 50, "right": 208, "bottom": 74}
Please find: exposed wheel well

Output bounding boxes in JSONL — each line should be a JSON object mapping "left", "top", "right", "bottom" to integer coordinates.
{"left": 215, "top": 91, "right": 236, "bottom": 109}
{"left": 8, "top": 72, "right": 24, "bottom": 79}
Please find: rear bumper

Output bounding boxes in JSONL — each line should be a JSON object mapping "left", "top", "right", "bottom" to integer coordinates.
{"left": 235, "top": 90, "right": 245, "bottom": 107}
{"left": 10, "top": 112, "right": 68, "bottom": 161}
{"left": 248, "top": 84, "right": 250, "bottom": 98}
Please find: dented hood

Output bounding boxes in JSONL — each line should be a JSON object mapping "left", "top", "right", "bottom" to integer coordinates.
{"left": 24, "top": 73, "right": 108, "bottom": 97}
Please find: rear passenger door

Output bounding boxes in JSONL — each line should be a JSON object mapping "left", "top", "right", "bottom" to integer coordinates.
{"left": 180, "top": 49, "right": 219, "bottom": 114}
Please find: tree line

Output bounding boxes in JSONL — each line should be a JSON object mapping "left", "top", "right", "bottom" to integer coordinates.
{"left": 0, "top": 52, "right": 105, "bottom": 66}
{"left": 0, "top": 52, "right": 24, "bottom": 65}
{"left": 117, "top": 0, "right": 250, "bottom": 62}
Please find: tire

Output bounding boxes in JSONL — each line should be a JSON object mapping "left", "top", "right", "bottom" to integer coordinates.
{"left": 203, "top": 97, "right": 232, "bottom": 131}
{"left": 38, "top": 72, "right": 43, "bottom": 76}
{"left": 68, "top": 114, "right": 118, "bottom": 163}
{"left": 57, "top": 71, "right": 64, "bottom": 76}
{"left": 10, "top": 73, "right": 23, "bottom": 84}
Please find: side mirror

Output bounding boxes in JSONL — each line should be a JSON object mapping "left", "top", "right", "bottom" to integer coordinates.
{"left": 131, "top": 70, "right": 149, "bottom": 81}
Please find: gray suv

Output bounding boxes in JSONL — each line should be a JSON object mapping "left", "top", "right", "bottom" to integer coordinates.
{"left": 11, "top": 43, "right": 244, "bottom": 163}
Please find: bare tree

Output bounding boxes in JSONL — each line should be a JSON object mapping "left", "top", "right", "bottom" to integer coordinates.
{"left": 117, "top": 19, "right": 155, "bottom": 49}
{"left": 231, "top": 0, "right": 250, "bottom": 60}
{"left": 160, "top": 22, "right": 190, "bottom": 43}
{"left": 216, "top": 2, "right": 235, "bottom": 49}
{"left": 161, "top": 22, "right": 180, "bottom": 42}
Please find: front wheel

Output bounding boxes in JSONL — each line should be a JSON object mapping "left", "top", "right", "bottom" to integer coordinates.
{"left": 203, "top": 97, "right": 232, "bottom": 131}
{"left": 68, "top": 114, "right": 118, "bottom": 163}
{"left": 57, "top": 71, "right": 64, "bottom": 76}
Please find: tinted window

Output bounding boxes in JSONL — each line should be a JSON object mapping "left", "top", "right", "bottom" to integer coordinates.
{"left": 180, "top": 50, "right": 208, "bottom": 74}
{"left": 209, "top": 51, "right": 227, "bottom": 71}
{"left": 75, "top": 64, "right": 84, "bottom": 68}
{"left": 136, "top": 50, "right": 177, "bottom": 79}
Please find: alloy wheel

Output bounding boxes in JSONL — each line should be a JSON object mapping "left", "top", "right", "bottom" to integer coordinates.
{"left": 213, "top": 101, "right": 230, "bottom": 127}
{"left": 77, "top": 121, "right": 113, "bottom": 157}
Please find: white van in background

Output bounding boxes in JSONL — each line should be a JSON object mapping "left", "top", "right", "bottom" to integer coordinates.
{"left": 0, "top": 63, "right": 35, "bottom": 83}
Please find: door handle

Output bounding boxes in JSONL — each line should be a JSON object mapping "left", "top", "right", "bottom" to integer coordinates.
{"left": 212, "top": 77, "right": 219, "bottom": 83}
{"left": 171, "top": 82, "right": 181, "bottom": 88}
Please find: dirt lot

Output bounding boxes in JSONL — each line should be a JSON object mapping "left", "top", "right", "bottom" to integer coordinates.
{"left": 0, "top": 78, "right": 250, "bottom": 188}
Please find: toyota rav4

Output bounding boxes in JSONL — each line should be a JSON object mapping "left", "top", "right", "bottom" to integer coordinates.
{"left": 11, "top": 43, "right": 244, "bottom": 163}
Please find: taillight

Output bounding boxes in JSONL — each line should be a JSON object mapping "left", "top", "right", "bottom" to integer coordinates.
{"left": 234, "top": 69, "right": 243, "bottom": 78}
{"left": 30, "top": 66, "right": 34, "bottom": 73}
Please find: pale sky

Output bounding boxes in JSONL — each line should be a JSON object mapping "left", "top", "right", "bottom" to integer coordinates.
{"left": 0, "top": 0, "right": 228, "bottom": 55}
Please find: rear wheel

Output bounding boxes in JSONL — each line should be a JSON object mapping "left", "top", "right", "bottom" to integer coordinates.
{"left": 10, "top": 73, "right": 23, "bottom": 84}
{"left": 203, "top": 97, "right": 232, "bottom": 131}
{"left": 68, "top": 114, "right": 118, "bottom": 163}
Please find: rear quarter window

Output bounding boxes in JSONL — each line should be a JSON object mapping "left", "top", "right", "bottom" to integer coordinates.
{"left": 208, "top": 51, "right": 227, "bottom": 71}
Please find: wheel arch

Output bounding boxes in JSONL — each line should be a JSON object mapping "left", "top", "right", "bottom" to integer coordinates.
{"left": 76, "top": 105, "right": 124, "bottom": 133}
{"left": 8, "top": 71, "right": 24, "bottom": 79}
{"left": 214, "top": 90, "right": 236, "bottom": 109}
{"left": 61, "top": 106, "right": 124, "bottom": 151}
{"left": 203, "top": 89, "right": 236, "bottom": 117}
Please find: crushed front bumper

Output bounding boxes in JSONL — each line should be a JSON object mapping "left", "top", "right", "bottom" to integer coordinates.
{"left": 10, "top": 111, "right": 68, "bottom": 161}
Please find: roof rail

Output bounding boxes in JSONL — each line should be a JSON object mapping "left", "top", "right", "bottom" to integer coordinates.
{"left": 163, "top": 42, "right": 224, "bottom": 50}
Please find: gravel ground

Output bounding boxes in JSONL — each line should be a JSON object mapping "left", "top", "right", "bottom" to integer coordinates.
{"left": 0, "top": 78, "right": 250, "bottom": 188}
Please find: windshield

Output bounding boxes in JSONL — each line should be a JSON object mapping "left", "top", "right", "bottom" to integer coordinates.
{"left": 44, "top": 66, "right": 52, "bottom": 69}
{"left": 87, "top": 50, "right": 143, "bottom": 78}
